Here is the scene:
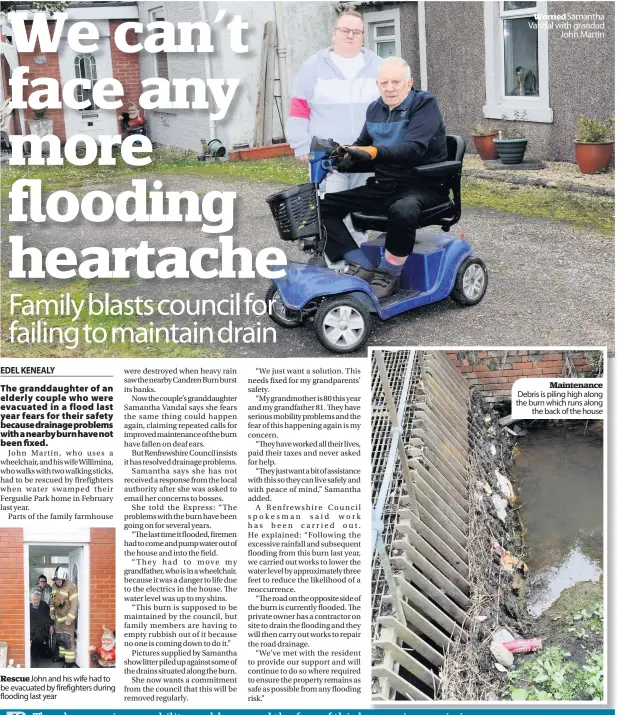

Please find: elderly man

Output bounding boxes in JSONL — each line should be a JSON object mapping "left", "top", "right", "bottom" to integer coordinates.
{"left": 50, "top": 566, "right": 79, "bottom": 668}
{"left": 287, "top": 6, "right": 381, "bottom": 258}
{"left": 320, "top": 56, "right": 449, "bottom": 299}
{"left": 30, "top": 591, "right": 53, "bottom": 667}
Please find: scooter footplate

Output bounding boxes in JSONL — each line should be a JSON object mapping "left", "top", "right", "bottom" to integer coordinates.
{"left": 379, "top": 288, "right": 421, "bottom": 308}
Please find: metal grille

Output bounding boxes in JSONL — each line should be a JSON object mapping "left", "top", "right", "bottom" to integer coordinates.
{"left": 371, "top": 349, "right": 472, "bottom": 701}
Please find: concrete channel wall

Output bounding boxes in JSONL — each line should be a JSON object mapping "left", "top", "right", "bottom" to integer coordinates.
{"left": 371, "top": 350, "right": 472, "bottom": 701}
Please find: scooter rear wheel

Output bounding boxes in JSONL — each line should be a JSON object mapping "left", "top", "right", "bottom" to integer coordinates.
{"left": 266, "top": 284, "right": 303, "bottom": 328}
{"left": 314, "top": 295, "right": 371, "bottom": 354}
{"left": 451, "top": 257, "right": 488, "bottom": 306}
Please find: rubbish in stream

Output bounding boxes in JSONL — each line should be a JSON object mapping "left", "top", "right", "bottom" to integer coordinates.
{"left": 514, "top": 423, "right": 603, "bottom": 618}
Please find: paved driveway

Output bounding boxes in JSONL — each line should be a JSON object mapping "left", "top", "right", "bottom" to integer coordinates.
{"left": 3, "top": 175, "right": 614, "bottom": 356}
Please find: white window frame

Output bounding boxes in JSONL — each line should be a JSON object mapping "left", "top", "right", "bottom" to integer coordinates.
{"left": 149, "top": 6, "right": 168, "bottom": 80}
{"left": 363, "top": 8, "right": 401, "bottom": 59}
{"left": 483, "top": 0, "right": 553, "bottom": 123}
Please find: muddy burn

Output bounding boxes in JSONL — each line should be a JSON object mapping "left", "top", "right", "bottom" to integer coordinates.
{"left": 513, "top": 422, "right": 603, "bottom": 617}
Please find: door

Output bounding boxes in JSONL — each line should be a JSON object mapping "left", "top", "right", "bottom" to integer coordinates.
{"left": 67, "top": 547, "right": 83, "bottom": 667}
{"left": 57, "top": 25, "right": 119, "bottom": 139}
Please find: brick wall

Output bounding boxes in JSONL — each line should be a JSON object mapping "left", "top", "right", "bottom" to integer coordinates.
{"left": 17, "top": 21, "right": 143, "bottom": 143}
{"left": 0, "top": 528, "right": 25, "bottom": 666}
{"left": 19, "top": 23, "right": 67, "bottom": 142}
{"left": 109, "top": 21, "right": 142, "bottom": 115}
{"left": 446, "top": 350, "right": 599, "bottom": 404}
{"left": 90, "top": 528, "right": 116, "bottom": 662}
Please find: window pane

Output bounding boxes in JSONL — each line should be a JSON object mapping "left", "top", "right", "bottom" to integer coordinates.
{"left": 503, "top": 1, "right": 536, "bottom": 10}
{"left": 503, "top": 17, "right": 539, "bottom": 96}
{"left": 375, "top": 24, "right": 394, "bottom": 37}
{"left": 74, "top": 54, "right": 98, "bottom": 110}
{"left": 377, "top": 41, "right": 396, "bottom": 58}
{"left": 156, "top": 52, "right": 169, "bottom": 80}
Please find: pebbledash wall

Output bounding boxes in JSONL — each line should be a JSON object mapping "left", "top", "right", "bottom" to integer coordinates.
{"left": 446, "top": 350, "right": 599, "bottom": 404}
{"left": 0, "top": 527, "right": 115, "bottom": 667}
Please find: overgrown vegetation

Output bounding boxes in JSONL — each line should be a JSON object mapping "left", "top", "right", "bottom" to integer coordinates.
{"left": 507, "top": 595, "right": 604, "bottom": 702}
{"left": 508, "top": 648, "right": 604, "bottom": 701}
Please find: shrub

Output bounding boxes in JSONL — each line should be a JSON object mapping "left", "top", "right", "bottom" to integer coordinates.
{"left": 577, "top": 116, "right": 615, "bottom": 143}
{"left": 498, "top": 111, "right": 528, "bottom": 140}
{"left": 472, "top": 123, "right": 497, "bottom": 137}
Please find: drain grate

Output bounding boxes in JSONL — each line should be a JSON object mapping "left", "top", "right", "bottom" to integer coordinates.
{"left": 371, "top": 350, "right": 471, "bottom": 701}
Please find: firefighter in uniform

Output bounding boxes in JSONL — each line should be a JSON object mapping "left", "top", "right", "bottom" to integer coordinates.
{"left": 50, "top": 566, "right": 79, "bottom": 667}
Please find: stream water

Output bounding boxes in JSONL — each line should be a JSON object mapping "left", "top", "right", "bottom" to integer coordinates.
{"left": 513, "top": 423, "right": 603, "bottom": 617}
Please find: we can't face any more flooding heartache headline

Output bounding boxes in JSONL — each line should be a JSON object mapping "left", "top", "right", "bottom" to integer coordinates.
{"left": 6, "top": 10, "right": 286, "bottom": 280}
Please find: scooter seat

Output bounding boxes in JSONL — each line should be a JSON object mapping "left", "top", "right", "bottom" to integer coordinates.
{"left": 351, "top": 200, "right": 456, "bottom": 232}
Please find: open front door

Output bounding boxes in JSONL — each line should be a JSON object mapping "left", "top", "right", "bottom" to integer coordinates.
{"left": 68, "top": 547, "right": 84, "bottom": 667}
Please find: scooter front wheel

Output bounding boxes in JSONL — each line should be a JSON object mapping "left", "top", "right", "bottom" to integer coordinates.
{"left": 314, "top": 295, "right": 372, "bottom": 354}
{"left": 451, "top": 257, "right": 488, "bottom": 306}
{"left": 266, "top": 284, "right": 304, "bottom": 328}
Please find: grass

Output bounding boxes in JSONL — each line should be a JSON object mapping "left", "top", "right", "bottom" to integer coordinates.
{"left": 2, "top": 150, "right": 613, "bottom": 235}
{"left": 1, "top": 278, "right": 217, "bottom": 358}
{"left": 463, "top": 176, "right": 614, "bottom": 236}
{"left": 0, "top": 149, "right": 308, "bottom": 194}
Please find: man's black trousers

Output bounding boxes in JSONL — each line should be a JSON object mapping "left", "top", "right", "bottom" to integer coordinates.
{"left": 319, "top": 179, "right": 448, "bottom": 262}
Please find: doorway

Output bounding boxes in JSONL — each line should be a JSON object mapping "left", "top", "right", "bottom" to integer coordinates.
{"left": 57, "top": 23, "right": 119, "bottom": 139}
{"left": 24, "top": 543, "right": 89, "bottom": 668}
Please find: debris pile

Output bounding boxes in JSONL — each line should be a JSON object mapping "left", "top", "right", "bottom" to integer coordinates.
{"left": 439, "top": 388, "right": 538, "bottom": 701}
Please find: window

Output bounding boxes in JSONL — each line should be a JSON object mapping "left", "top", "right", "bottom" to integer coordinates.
{"left": 363, "top": 9, "right": 401, "bottom": 59}
{"left": 483, "top": 1, "right": 553, "bottom": 122}
{"left": 149, "top": 7, "right": 169, "bottom": 81}
{"left": 74, "top": 53, "right": 98, "bottom": 110}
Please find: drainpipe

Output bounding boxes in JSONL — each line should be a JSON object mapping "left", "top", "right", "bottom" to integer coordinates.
{"left": 418, "top": 0, "right": 428, "bottom": 91}
{"left": 274, "top": 1, "right": 289, "bottom": 130}
{"left": 199, "top": 1, "right": 217, "bottom": 143}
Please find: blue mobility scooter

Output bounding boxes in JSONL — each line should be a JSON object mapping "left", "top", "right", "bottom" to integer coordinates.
{"left": 265, "top": 136, "right": 488, "bottom": 354}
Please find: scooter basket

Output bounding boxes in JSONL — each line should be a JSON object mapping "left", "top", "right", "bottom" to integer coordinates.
{"left": 266, "top": 183, "right": 319, "bottom": 240}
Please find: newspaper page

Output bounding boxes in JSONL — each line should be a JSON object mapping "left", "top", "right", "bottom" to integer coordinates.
{"left": 0, "top": 3, "right": 613, "bottom": 715}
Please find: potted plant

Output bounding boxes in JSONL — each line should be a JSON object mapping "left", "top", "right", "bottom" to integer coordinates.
{"left": 471, "top": 123, "right": 499, "bottom": 160}
{"left": 493, "top": 111, "right": 528, "bottom": 165}
{"left": 28, "top": 108, "right": 53, "bottom": 138}
{"left": 574, "top": 115, "right": 614, "bottom": 174}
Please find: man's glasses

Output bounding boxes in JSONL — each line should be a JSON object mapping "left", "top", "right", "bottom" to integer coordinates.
{"left": 336, "top": 27, "right": 364, "bottom": 37}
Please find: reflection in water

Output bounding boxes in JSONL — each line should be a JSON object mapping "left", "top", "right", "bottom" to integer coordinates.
{"left": 513, "top": 424, "right": 603, "bottom": 617}
{"left": 526, "top": 545, "right": 601, "bottom": 617}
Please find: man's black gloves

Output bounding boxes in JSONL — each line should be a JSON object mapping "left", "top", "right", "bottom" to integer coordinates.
{"left": 335, "top": 145, "right": 379, "bottom": 172}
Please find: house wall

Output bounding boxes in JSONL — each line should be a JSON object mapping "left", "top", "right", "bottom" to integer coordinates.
{"left": 423, "top": 1, "right": 485, "bottom": 138}
{"left": 109, "top": 21, "right": 142, "bottom": 111}
{"left": 360, "top": 2, "right": 420, "bottom": 80}
{"left": 138, "top": 1, "right": 337, "bottom": 152}
{"left": 446, "top": 349, "right": 598, "bottom": 403}
{"left": 424, "top": 1, "right": 614, "bottom": 161}
{"left": 0, "top": 528, "right": 26, "bottom": 666}
{"left": 89, "top": 528, "right": 116, "bottom": 662}
{"left": 15, "top": 19, "right": 142, "bottom": 143}
{"left": 19, "top": 24, "right": 67, "bottom": 142}
{"left": 547, "top": 1, "right": 614, "bottom": 161}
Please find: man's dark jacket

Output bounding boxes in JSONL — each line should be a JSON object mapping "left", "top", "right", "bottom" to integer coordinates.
{"left": 354, "top": 89, "right": 448, "bottom": 187}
